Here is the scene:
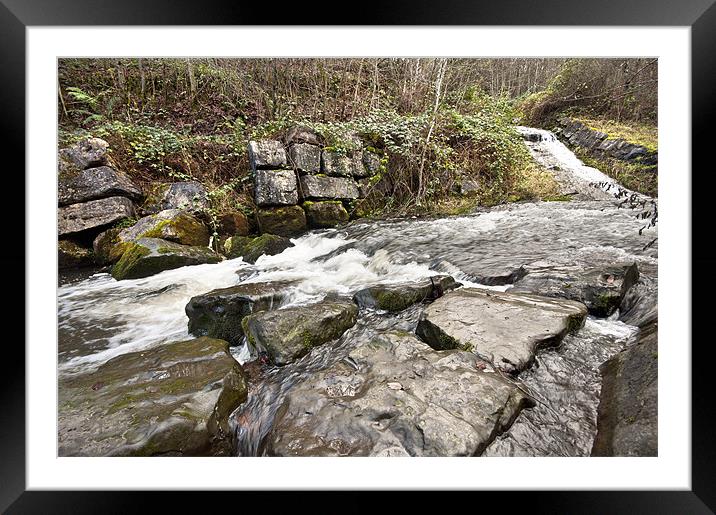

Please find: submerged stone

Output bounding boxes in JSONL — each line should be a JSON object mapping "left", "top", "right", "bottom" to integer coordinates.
{"left": 111, "top": 237, "right": 221, "bottom": 280}
{"left": 256, "top": 206, "right": 307, "bottom": 237}
{"left": 58, "top": 337, "right": 248, "bottom": 456}
{"left": 416, "top": 288, "right": 587, "bottom": 374}
{"left": 303, "top": 200, "right": 349, "bottom": 228}
{"left": 185, "top": 281, "right": 295, "bottom": 345}
{"left": 58, "top": 166, "right": 142, "bottom": 206}
{"left": 242, "top": 299, "right": 358, "bottom": 365}
{"left": 58, "top": 196, "right": 136, "bottom": 236}
{"left": 223, "top": 234, "right": 294, "bottom": 263}
{"left": 266, "top": 331, "right": 535, "bottom": 456}
{"left": 353, "top": 275, "right": 461, "bottom": 312}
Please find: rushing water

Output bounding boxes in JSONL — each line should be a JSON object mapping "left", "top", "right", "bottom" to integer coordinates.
{"left": 57, "top": 127, "right": 657, "bottom": 456}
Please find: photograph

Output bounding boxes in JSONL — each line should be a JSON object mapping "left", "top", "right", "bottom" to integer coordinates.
{"left": 56, "top": 56, "right": 659, "bottom": 458}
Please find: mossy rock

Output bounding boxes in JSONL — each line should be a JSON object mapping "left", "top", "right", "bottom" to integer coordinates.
{"left": 111, "top": 237, "right": 221, "bottom": 280}
{"left": 242, "top": 299, "right": 358, "bottom": 365}
{"left": 256, "top": 206, "right": 307, "bottom": 237}
{"left": 58, "top": 337, "right": 248, "bottom": 456}
{"left": 303, "top": 200, "right": 349, "bottom": 228}
{"left": 118, "top": 209, "right": 210, "bottom": 247}
{"left": 224, "top": 233, "right": 294, "bottom": 263}
{"left": 353, "top": 275, "right": 461, "bottom": 313}
{"left": 58, "top": 239, "right": 94, "bottom": 269}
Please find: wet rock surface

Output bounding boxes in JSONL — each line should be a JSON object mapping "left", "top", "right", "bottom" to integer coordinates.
{"left": 58, "top": 337, "right": 247, "bottom": 456}
{"left": 591, "top": 320, "right": 657, "bottom": 456}
{"left": 243, "top": 299, "right": 358, "bottom": 365}
{"left": 353, "top": 275, "right": 460, "bottom": 313}
{"left": 111, "top": 237, "right": 221, "bottom": 280}
{"left": 58, "top": 196, "right": 136, "bottom": 236}
{"left": 512, "top": 262, "right": 639, "bottom": 317}
{"left": 58, "top": 166, "right": 142, "bottom": 206}
{"left": 186, "top": 281, "right": 294, "bottom": 344}
{"left": 416, "top": 288, "right": 588, "bottom": 374}
{"left": 266, "top": 330, "right": 535, "bottom": 456}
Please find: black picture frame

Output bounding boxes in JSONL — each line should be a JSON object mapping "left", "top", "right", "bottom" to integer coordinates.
{"left": 3, "top": 0, "right": 714, "bottom": 511}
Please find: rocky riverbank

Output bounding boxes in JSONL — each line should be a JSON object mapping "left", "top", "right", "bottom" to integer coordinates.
{"left": 57, "top": 127, "right": 658, "bottom": 458}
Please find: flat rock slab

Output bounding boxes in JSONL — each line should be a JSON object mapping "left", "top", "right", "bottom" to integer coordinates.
{"left": 512, "top": 262, "right": 639, "bottom": 317}
{"left": 266, "top": 331, "right": 535, "bottom": 456}
{"left": 58, "top": 337, "right": 247, "bottom": 456}
{"left": 300, "top": 174, "right": 359, "bottom": 200}
{"left": 254, "top": 169, "right": 299, "bottom": 207}
{"left": 186, "top": 280, "right": 295, "bottom": 345}
{"left": 416, "top": 288, "right": 588, "bottom": 374}
{"left": 58, "top": 166, "right": 142, "bottom": 206}
{"left": 111, "top": 237, "right": 221, "bottom": 280}
{"left": 353, "top": 275, "right": 461, "bottom": 312}
{"left": 591, "top": 321, "right": 657, "bottom": 456}
{"left": 58, "top": 196, "right": 136, "bottom": 236}
{"left": 249, "top": 140, "right": 287, "bottom": 170}
{"left": 242, "top": 299, "right": 358, "bottom": 365}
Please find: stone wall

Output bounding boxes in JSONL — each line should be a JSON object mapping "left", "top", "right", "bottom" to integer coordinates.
{"left": 248, "top": 128, "right": 382, "bottom": 237}
{"left": 555, "top": 117, "right": 658, "bottom": 167}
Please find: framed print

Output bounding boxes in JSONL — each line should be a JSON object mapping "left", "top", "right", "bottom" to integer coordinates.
{"left": 3, "top": 0, "right": 715, "bottom": 511}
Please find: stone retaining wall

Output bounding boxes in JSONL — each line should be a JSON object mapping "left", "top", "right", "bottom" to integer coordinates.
{"left": 249, "top": 129, "right": 382, "bottom": 236}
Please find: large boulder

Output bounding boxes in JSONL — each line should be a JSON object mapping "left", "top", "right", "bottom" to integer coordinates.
{"left": 303, "top": 200, "right": 349, "bottom": 228}
{"left": 512, "top": 262, "right": 639, "bottom": 317}
{"left": 266, "top": 331, "right": 535, "bottom": 456}
{"left": 223, "top": 234, "right": 294, "bottom": 263}
{"left": 256, "top": 206, "right": 307, "bottom": 237}
{"left": 299, "top": 174, "right": 359, "bottom": 200}
{"left": 353, "top": 275, "right": 460, "bottom": 312}
{"left": 117, "top": 209, "right": 210, "bottom": 249}
{"left": 248, "top": 140, "right": 287, "bottom": 170}
{"left": 242, "top": 299, "right": 358, "bottom": 365}
{"left": 591, "top": 321, "right": 657, "bottom": 456}
{"left": 58, "top": 337, "right": 248, "bottom": 456}
{"left": 58, "top": 166, "right": 142, "bottom": 206}
{"left": 111, "top": 237, "right": 221, "bottom": 280}
{"left": 142, "top": 181, "right": 209, "bottom": 214}
{"left": 58, "top": 240, "right": 93, "bottom": 269}
{"left": 58, "top": 196, "right": 136, "bottom": 236}
{"left": 58, "top": 137, "right": 109, "bottom": 174}
{"left": 185, "top": 281, "right": 295, "bottom": 345}
{"left": 254, "top": 169, "right": 298, "bottom": 207}
{"left": 92, "top": 227, "right": 123, "bottom": 265}
{"left": 289, "top": 143, "right": 321, "bottom": 173}
{"left": 416, "top": 288, "right": 588, "bottom": 374}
